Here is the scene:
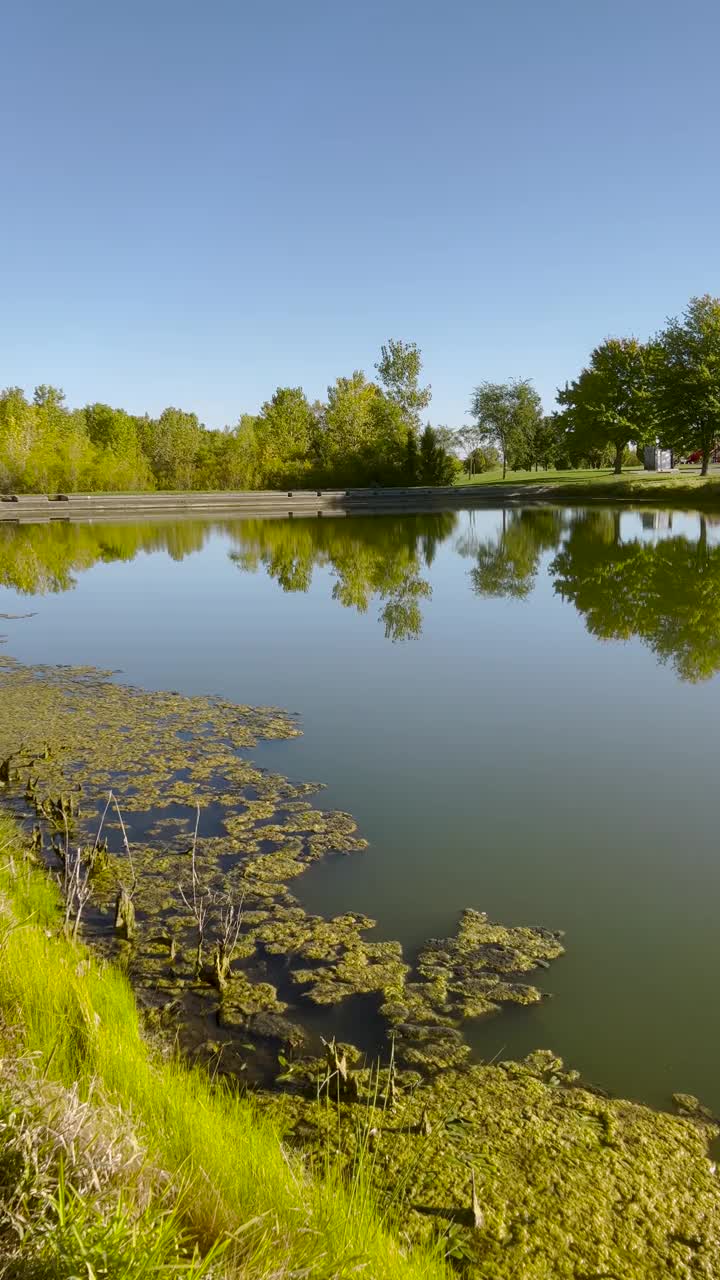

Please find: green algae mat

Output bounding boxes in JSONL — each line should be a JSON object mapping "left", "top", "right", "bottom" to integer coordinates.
{"left": 1, "top": 653, "right": 718, "bottom": 1277}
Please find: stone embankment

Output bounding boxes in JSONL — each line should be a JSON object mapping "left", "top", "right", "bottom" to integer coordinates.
{"left": 0, "top": 485, "right": 527, "bottom": 522}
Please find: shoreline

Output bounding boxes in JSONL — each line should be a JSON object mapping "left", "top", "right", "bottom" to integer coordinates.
{"left": 2, "top": 653, "right": 720, "bottom": 1275}
{"left": 2, "top": 802, "right": 718, "bottom": 1277}
{"left": 3, "top": 473, "right": 720, "bottom": 522}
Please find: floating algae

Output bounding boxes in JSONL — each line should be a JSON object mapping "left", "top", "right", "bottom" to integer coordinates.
{"left": 0, "top": 654, "right": 562, "bottom": 1079}
{"left": 2, "top": 653, "right": 719, "bottom": 1275}
{"left": 266, "top": 1049, "right": 720, "bottom": 1279}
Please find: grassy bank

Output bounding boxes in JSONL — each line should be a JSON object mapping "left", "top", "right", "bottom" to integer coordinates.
{"left": 455, "top": 465, "right": 720, "bottom": 505}
{"left": 0, "top": 815, "right": 446, "bottom": 1280}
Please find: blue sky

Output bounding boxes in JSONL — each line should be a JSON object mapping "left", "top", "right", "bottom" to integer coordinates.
{"left": 2, "top": 0, "right": 719, "bottom": 427}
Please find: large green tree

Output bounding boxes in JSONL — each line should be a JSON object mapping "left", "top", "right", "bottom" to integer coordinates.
{"left": 653, "top": 294, "right": 720, "bottom": 475}
{"left": 320, "top": 371, "right": 383, "bottom": 483}
{"left": 557, "top": 338, "right": 653, "bottom": 474}
{"left": 468, "top": 379, "right": 543, "bottom": 479}
{"left": 374, "top": 339, "right": 431, "bottom": 431}
{"left": 417, "top": 425, "right": 457, "bottom": 485}
{"left": 0, "top": 388, "right": 36, "bottom": 491}
{"left": 138, "top": 408, "right": 204, "bottom": 489}
{"left": 251, "top": 387, "right": 318, "bottom": 488}
{"left": 84, "top": 403, "right": 154, "bottom": 490}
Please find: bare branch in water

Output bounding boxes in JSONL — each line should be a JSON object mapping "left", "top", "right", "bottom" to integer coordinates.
{"left": 110, "top": 791, "right": 136, "bottom": 892}
{"left": 58, "top": 846, "right": 92, "bottom": 941}
{"left": 211, "top": 892, "right": 244, "bottom": 989}
{"left": 179, "top": 804, "right": 210, "bottom": 975}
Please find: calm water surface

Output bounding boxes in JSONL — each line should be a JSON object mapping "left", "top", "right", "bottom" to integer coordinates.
{"left": 1, "top": 506, "right": 719, "bottom": 1111}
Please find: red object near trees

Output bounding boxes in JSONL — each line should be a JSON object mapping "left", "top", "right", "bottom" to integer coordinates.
{"left": 685, "top": 445, "right": 720, "bottom": 464}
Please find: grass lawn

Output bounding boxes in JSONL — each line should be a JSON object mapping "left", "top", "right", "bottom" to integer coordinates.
{"left": 453, "top": 464, "right": 720, "bottom": 503}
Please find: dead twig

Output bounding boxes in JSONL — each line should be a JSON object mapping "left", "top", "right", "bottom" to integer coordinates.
{"left": 179, "top": 804, "right": 210, "bottom": 975}
{"left": 58, "top": 847, "right": 92, "bottom": 941}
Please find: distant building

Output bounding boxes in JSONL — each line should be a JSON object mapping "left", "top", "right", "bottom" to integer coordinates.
{"left": 643, "top": 446, "right": 673, "bottom": 472}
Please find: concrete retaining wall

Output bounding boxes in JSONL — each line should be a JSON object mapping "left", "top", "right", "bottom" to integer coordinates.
{"left": 0, "top": 486, "right": 509, "bottom": 523}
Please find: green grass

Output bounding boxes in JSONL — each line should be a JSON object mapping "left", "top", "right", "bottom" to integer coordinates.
{"left": 0, "top": 816, "right": 447, "bottom": 1280}
{"left": 456, "top": 465, "right": 632, "bottom": 486}
{"left": 453, "top": 464, "right": 720, "bottom": 503}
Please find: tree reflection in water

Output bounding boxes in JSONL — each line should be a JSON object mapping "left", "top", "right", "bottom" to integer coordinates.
{"left": 4, "top": 506, "right": 720, "bottom": 674}
{"left": 229, "top": 513, "right": 457, "bottom": 641}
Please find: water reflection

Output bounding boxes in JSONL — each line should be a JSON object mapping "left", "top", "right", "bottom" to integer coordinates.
{"left": 0, "top": 520, "right": 211, "bottom": 594}
{"left": 229, "top": 513, "right": 456, "bottom": 641}
{"left": 2, "top": 508, "right": 720, "bottom": 677}
{"left": 551, "top": 510, "right": 720, "bottom": 682}
{"left": 456, "top": 509, "right": 566, "bottom": 599}
{"left": 461, "top": 507, "right": 720, "bottom": 683}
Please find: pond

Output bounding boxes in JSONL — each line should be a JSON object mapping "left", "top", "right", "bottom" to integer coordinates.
{"left": 1, "top": 504, "right": 719, "bottom": 1112}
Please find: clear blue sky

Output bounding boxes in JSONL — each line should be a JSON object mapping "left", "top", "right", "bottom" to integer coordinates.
{"left": 2, "top": 0, "right": 719, "bottom": 428}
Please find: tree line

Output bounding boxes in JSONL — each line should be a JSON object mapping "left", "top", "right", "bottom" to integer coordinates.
{"left": 458, "top": 294, "right": 720, "bottom": 478}
{"left": 0, "top": 341, "right": 456, "bottom": 494}
{"left": 3, "top": 294, "right": 719, "bottom": 493}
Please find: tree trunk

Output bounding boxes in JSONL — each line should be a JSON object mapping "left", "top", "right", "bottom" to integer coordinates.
{"left": 502, "top": 456, "right": 507, "bottom": 480}
{"left": 701, "top": 447, "right": 710, "bottom": 476}
{"left": 613, "top": 442, "right": 623, "bottom": 475}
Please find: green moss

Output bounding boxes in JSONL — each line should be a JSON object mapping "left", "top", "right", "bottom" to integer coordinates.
{"left": 219, "top": 976, "right": 288, "bottom": 1019}
{"left": 0, "top": 658, "right": 565, "bottom": 1082}
{"left": 266, "top": 1051, "right": 720, "bottom": 1278}
{"left": 3, "top": 656, "right": 719, "bottom": 1275}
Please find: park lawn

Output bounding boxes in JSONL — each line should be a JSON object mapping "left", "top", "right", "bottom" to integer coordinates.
{"left": 454, "top": 465, "right": 720, "bottom": 503}
{"left": 455, "top": 466, "right": 638, "bottom": 485}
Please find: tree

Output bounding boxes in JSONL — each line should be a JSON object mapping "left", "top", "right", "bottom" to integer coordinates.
{"left": 453, "top": 424, "right": 494, "bottom": 477}
{"left": 468, "top": 380, "right": 543, "bottom": 479}
{"left": 0, "top": 388, "right": 35, "bottom": 491}
{"left": 653, "top": 295, "right": 720, "bottom": 475}
{"left": 28, "top": 386, "right": 95, "bottom": 492}
{"left": 557, "top": 338, "right": 653, "bottom": 474}
{"left": 246, "top": 387, "right": 318, "bottom": 488}
{"left": 375, "top": 339, "right": 431, "bottom": 431}
{"left": 84, "top": 403, "right": 154, "bottom": 490}
{"left": 138, "top": 408, "right": 204, "bottom": 489}
{"left": 529, "top": 414, "right": 565, "bottom": 470}
{"left": 432, "top": 425, "right": 460, "bottom": 453}
{"left": 320, "top": 372, "right": 382, "bottom": 483}
{"left": 404, "top": 425, "right": 420, "bottom": 484}
{"left": 418, "top": 424, "right": 457, "bottom": 485}
{"left": 462, "top": 444, "right": 500, "bottom": 476}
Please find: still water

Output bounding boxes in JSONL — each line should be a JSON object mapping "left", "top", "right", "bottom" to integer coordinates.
{"left": 1, "top": 506, "right": 719, "bottom": 1111}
